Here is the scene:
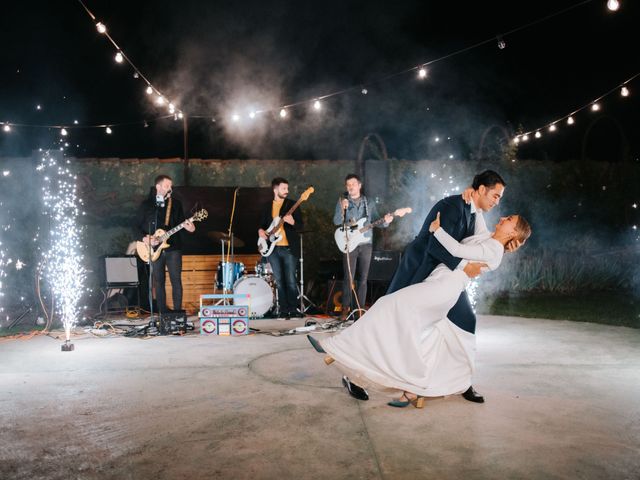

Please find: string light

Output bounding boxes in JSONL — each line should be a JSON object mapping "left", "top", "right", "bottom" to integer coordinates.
{"left": 105, "top": 126, "right": 112, "bottom": 134}
{"left": 279, "top": 108, "right": 287, "bottom": 118}
{"left": 96, "top": 22, "right": 107, "bottom": 34}
{"left": 534, "top": 131, "right": 542, "bottom": 138}
{"left": 146, "top": 86, "right": 153, "bottom": 95}
{"left": 2, "top": 125, "right": 10, "bottom": 132}
{"left": 607, "top": 0, "right": 620, "bottom": 12}
{"left": 522, "top": 134, "right": 529, "bottom": 142}
{"left": 60, "top": 128, "right": 68, "bottom": 136}
{"left": 549, "top": 124, "right": 557, "bottom": 132}
{"left": 567, "top": 116, "right": 575, "bottom": 125}
{"left": 621, "top": 86, "right": 630, "bottom": 97}
{"left": 114, "top": 52, "right": 124, "bottom": 63}
{"left": 418, "top": 67, "right": 427, "bottom": 79}
{"left": 591, "top": 102, "right": 601, "bottom": 111}
{"left": 313, "top": 100, "right": 322, "bottom": 111}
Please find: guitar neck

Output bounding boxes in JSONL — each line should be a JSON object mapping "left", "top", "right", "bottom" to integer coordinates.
{"left": 160, "top": 217, "right": 192, "bottom": 241}
{"left": 359, "top": 215, "right": 389, "bottom": 234}
{"left": 269, "top": 199, "right": 304, "bottom": 234}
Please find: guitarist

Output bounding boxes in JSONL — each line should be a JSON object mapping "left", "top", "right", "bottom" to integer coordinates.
{"left": 137, "top": 174, "right": 195, "bottom": 314}
{"left": 258, "top": 177, "right": 304, "bottom": 319}
{"left": 333, "top": 174, "right": 393, "bottom": 320}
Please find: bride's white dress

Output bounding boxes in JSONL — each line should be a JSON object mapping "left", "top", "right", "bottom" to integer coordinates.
{"left": 320, "top": 229, "right": 504, "bottom": 397}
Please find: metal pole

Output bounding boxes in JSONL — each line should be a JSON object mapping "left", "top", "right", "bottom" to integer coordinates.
{"left": 183, "top": 114, "right": 189, "bottom": 186}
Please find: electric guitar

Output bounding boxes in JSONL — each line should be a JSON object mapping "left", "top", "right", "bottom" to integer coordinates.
{"left": 136, "top": 209, "right": 208, "bottom": 262}
{"left": 334, "top": 207, "right": 412, "bottom": 253}
{"left": 257, "top": 187, "right": 314, "bottom": 257}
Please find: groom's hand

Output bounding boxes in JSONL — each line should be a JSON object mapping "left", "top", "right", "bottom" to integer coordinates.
{"left": 462, "top": 187, "right": 474, "bottom": 204}
{"left": 463, "top": 262, "right": 485, "bottom": 278}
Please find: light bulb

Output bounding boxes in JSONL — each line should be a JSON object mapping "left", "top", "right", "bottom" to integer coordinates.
{"left": 60, "top": 128, "right": 68, "bottom": 136}
{"left": 607, "top": 0, "right": 620, "bottom": 11}
{"left": 513, "top": 136, "right": 520, "bottom": 144}
{"left": 621, "top": 86, "right": 630, "bottom": 97}
{"left": 168, "top": 103, "right": 175, "bottom": 113}
{"left": 591, "top": 103, "right": 600, "bottom": 112}
{"left": 313, "top": 100, "right": 321, "bottom": 111}
{"left": 361, "top": 88, "right": 368, "bottom": 95}
{"left": 177, "top": 112, "right": 184, "bottom": 119}
{"left": 146, "top": 86, "right": 153, "bottom": 95}
{"left": 418, "top": 67, "right": 427, "bottom": 79}
{"left": 279, "top": 108, "right": 287, "bottom": 118}
{"left": 105, "top": 127, "right": 112, "bottom": 134}
{"left": 96, "top": 22, "right": 107, "bottom": 34}
{"left": 2, "top": 124, "right": 10, "bottom": 132}
{"left": 232, "top": 113, "right": 240, "bottom": 122}
{"left": 249, "top": 111, "right": 256, "bottom": 119}
{"left": 567, "top": 116, "right": 575, "bottom": 125}
{"left": 535, "top": 131, "right": 542, "bottom": 138}
{"left": 497, "top": 36, "right": 506, "bottom": 49}
{"left": 549, "top": 124, "right": 557, "bottom": 132}
{"left": 156, "top": 96, "right": 165, "bottom": 106}
{"left": 522, "top": 134, "right": 529, "bottom": 142}
{"left": 115, "top": 52, "right": 124, "bottom": 63}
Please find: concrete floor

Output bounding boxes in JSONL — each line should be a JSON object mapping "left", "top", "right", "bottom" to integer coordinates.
{"left": 1, "top": 315, "right": 639, "bottom": 480}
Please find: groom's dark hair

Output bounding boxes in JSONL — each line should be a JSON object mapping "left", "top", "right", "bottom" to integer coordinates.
{"left": 472, "top": 170, "right": 505, "bottom": 190}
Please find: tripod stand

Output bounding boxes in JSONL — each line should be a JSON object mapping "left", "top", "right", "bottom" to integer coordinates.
{"left": 297, "top": 231, "right": 318, "bottom": 314}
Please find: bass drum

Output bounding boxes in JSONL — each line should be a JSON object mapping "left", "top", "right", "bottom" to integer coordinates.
{"left": 233, "top": 275, "right": 274, "bottom": 318}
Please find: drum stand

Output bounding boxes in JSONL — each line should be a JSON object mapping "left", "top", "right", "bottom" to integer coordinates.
{"left": 216, "top": 238, "right": 231, "bottom": 305}
{"left": 297, "top": 232, "right": 317, "bottom": 314}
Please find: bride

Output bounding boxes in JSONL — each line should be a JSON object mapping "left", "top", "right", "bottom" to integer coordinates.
{"left": 308, "top": 211, "right": 531, "bottom": 408}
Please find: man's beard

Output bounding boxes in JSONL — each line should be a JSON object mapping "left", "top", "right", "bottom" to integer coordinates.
{"left": 277, "top": 192, "right": 288, "bottom": 200}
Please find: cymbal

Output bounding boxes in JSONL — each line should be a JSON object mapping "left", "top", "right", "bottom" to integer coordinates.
{"left": 207, "top": 231, "right": 245, "bottom": 247}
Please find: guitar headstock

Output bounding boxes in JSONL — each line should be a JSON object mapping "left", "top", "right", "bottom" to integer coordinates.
{"left": 393, "top": 207, "right": 412, "bottom": 217}
{"left": 299, "top": 186, "right": 315, "bottom": 202}
{"left": 192, "top": 209, "right": 208, "bottom": 222}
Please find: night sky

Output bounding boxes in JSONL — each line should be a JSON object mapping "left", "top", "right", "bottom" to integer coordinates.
{"left": 0, "top": 0, "right": 637, "bottom": 160}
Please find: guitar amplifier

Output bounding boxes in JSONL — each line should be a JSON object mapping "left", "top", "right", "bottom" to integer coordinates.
{"left": 368, "top": 250, "right": 400, "bottom": 282}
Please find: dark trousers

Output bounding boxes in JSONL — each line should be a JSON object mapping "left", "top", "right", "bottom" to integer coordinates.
{"left": 342, "top": 243, "right": 372, "bottom": 310}
{"left": 269, "top": 246, "right": 298, "bottom": 314}
{"left": 152, "top": 249, "right": 183, "bottom": 313}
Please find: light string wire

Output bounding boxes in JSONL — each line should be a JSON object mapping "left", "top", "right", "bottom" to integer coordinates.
{"left": 0, "top": 0, "right": 622, "bottom": 134}
{"left": 515, "top": 71, "right": 639, "bottom": 142}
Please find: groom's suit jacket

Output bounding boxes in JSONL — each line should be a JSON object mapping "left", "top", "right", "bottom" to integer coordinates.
{"left": 386, "top": 194, "right": 478, "bottom": 333}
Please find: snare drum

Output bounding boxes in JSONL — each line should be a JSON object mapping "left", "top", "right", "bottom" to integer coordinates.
{"left": 233, "top": 275, "right": 274, "bottom": 317}
{"left": 255, "top": 261, "right": 273, "bottom": 277}
{"left": 216, "top": 262, "right": 245, "bottom": 290}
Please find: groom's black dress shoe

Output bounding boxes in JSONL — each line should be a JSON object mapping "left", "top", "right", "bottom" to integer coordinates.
{"left": 462, "top": 386, "right": 485, "bottom": 403}
{"left": 342, "top": 376, "right": 369, "bottom": 401}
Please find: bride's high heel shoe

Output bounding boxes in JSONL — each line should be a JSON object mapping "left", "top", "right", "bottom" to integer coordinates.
{"left": 388, "top": 392, "right": 425, "bottom": 409}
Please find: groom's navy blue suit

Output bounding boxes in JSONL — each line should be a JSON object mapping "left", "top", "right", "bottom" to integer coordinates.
{"left": 387, "top": 194, "right": 477, "bottom": 333}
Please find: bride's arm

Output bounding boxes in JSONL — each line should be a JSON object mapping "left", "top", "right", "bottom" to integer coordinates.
{"left": 432, "top": 227, "right": 496, "bottom": 263}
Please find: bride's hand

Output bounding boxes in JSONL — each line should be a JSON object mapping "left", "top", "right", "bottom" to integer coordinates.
{"left": 429, "top": 212, "right": 441, "bottom": 233}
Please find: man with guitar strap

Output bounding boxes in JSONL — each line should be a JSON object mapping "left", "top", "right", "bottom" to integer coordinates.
{"left": 137, "top": 174, "right": 195, "bottom": 314}
{"left": 333, "top": 174, "right": 393, "bottom": 320}
{"left": 258, "top": 177, "right": 304, "bottom": 319}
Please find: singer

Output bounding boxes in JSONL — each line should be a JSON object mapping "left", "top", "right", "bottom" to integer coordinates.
{"left": 332, "top": 174, "right": 393, "bottom": 320}
{"left": 137, "top": 174, "right": 195, "bottom": 313}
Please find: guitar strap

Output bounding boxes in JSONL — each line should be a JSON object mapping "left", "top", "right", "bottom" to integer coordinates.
{"left": 164, "top": 197, "right": 172, "bottom": 227}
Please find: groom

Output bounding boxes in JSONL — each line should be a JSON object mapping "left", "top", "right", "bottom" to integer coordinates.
{"left": 387, "top": 170, "right": 511, "bottom": 403}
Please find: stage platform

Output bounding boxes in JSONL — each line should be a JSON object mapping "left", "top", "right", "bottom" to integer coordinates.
{"left": 1, "top": 315, "right": 639, "bottom": 479}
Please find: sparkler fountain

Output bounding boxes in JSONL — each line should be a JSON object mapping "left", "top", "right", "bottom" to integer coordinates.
{"left": 37, "top": 152, "right": 86, "bottom": 351}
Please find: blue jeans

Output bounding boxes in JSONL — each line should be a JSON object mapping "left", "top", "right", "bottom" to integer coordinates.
{"left": 269, "top": 246, "right": 298, "bottom": 314}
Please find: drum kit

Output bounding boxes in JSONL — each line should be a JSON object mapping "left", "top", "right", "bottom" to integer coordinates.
{"left": 209, "top": 230, "right": 278, "bottom": 317}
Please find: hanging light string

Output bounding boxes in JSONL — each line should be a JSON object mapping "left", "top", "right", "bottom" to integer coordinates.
{"left": 78, "top": 0, "right": 601, "bottom": 119}
{"left": 77, "top": 0, "right": 184, "bottom": 119}
{"left": 514, "top": 72, "right": 638, "bottom": 143}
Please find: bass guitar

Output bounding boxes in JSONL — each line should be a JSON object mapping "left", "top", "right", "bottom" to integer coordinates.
{"left": 136, "top": 209, "right": 208, "bottom": 262}
{"left": 257, "top": 187, "right": 314, "bottom": 257}
{"left": 334, "top": 207, "right": 412, "bottom": 253}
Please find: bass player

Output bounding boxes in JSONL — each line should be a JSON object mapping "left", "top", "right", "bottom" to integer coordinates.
{"left": 258, "top": 177, "right": 304, "bottom": 319}
{"left": 333, "top": 173, "right": 393, "bottom": 320}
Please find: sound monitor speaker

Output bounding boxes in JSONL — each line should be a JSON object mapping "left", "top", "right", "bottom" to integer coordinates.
{"left": 104, "top": 255, "right": 139, "bottom": 287}
{"left": 368, "top": 250, "right": 400, "bottom": 282}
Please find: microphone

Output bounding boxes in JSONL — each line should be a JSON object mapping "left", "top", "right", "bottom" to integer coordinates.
{"left": 342, "top": 191, "right": 349, "bottom": 210}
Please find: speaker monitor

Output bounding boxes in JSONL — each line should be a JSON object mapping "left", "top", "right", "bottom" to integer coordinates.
{"left": 104, "top": 255, "right": 139, "bottom": 287}
{"left": 368, "top": 250, "right": 400, "bottom": 282}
